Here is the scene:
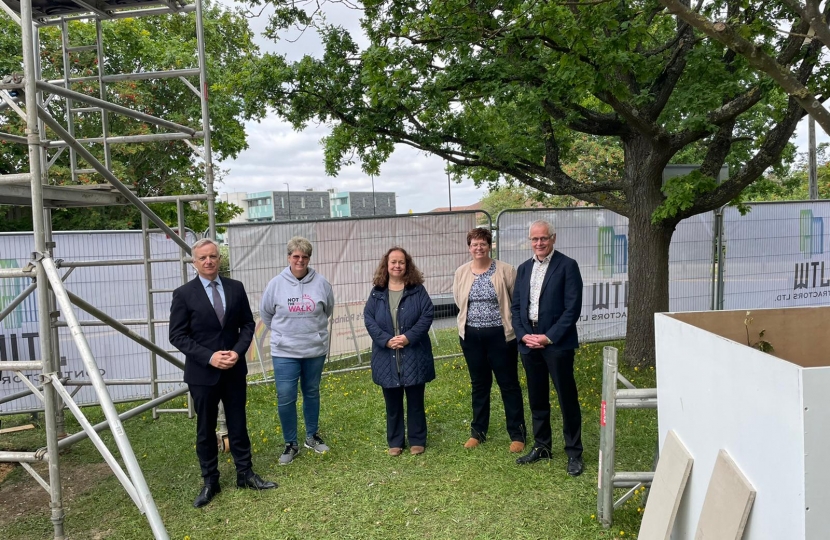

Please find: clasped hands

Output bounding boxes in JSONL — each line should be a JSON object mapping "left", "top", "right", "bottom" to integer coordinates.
{"left": 209, "top": 350, "right": 239, "bottom": 370}
{"left": 522, "top": 334, "right": 551, "bottom": 349}
{"left": 386, "top": 335, "right": 410, "bottom": 350}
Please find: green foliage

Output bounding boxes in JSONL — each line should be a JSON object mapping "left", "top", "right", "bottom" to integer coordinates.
{"left": 233, "top": 0, "right": 811, "bottom": 217}
{"left": 744, "top": 311, "right": 774, "bottom": 354}
{"left": 232, "top": 0, "right": 816, "bottom": 366}
{"left": 653, "top": 170, "right": 719, "bottom": 223}
{"left": 0, "top": 2, "right": 257, "bottom": 232}
{"left": 219, "top": 243, "right": 231, "bottom": 278}
{"left": 0, "top": 335, "right": 655, "bottom": 539}
{"left": 740, "top": 144, "right": 830, "bottom": 203}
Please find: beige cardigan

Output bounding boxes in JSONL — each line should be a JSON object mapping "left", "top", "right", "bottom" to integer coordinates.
{"left": 452, "top": 259, "right": 517, "bottom": 341}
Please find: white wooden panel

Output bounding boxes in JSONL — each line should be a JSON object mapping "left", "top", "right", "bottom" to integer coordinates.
{"left": 655, "top": 313, "right": 806, "bottom": 540}
{"left": 802, "top": 368, "right": 830, "bottom": 538}
{"left": 694, "top": 450, "right": 755, "bottom": 540}
{"left": 639, "top": 430, "right": 694, "bottom": 540}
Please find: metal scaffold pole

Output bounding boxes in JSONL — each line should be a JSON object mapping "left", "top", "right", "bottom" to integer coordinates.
{"left": 3, "top": 0, "right": 217, "bottom": 536}
{"left": 194, "top": 0, "right": 216, "bottom": 240}
{"left": 41, "top": 256, "right": 170, "bottom": 540}
{"left": 20, "top": 0, "right": 64, "bottom": 536}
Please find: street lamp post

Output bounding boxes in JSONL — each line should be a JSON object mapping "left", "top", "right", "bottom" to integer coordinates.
{"left": 284, "top": 182, "right": 291, "bottom": 221}
{"left": 371, "top": 174, "right": 377, "bottom": 215}
{"left": 447, "top": 168, "right": 452, "bottom": 211}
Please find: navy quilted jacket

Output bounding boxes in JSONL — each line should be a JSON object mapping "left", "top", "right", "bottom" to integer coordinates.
{"left": 363, "top": 284, "right": 435, "bottom": 388}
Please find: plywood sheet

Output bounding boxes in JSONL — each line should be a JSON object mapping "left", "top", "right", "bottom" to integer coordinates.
{"left": 695, "top": 450, "right": 756, "bottom": 540}
{"left": 638, "top": 430, "right": 694, "bottom": 540}
{"left": 669, "top": 306, "right": 830, "bottom": 368}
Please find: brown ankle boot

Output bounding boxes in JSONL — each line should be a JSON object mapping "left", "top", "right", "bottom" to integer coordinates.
{"left": 464, "top": 437, "right": 481, "bottom": 449}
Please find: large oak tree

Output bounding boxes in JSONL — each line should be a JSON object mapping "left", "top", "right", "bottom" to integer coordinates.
{"left": 238, "top": 0, "right": 819, "bottom": 365}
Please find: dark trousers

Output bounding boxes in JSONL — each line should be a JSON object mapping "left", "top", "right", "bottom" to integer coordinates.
{"left": 520, "top": 347, "right": 583, "bottom": 458}
{"left": 382, "top": 384, "right": 426, "bottom": 448}
{"left": 189, "top": 370, "right": 253, "bottom": 484}
{"left": 459, "top": 325, "right": 526, "bottom": 442}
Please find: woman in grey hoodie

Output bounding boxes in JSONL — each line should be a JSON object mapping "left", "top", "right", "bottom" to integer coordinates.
{"left": 260, "top": 237, "right": 335, "bottom": 465}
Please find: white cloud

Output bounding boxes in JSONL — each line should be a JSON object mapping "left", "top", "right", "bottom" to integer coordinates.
{"left": 216, "top": 1, "right": 484, "bottom": 213}
{"left": 217, "top": 116, "right": 485, "bottom": 212}
{"left": 793, "top": 116, "right": 830, "bottom": 155}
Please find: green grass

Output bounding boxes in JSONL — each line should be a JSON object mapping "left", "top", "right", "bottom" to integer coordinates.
{"left": 0, "top": 329, "right": 656, "bottom": 539}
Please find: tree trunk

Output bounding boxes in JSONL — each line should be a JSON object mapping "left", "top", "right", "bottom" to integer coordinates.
{"left": 620, "top": 136, "right": 676, "bottom": 368}
{"left": 624, "top": 210, "right": 674, "bottom": 367}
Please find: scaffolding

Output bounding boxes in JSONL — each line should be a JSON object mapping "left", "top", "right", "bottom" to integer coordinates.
{"left": 0, "top": 0, "right": 218, "bottom": 537}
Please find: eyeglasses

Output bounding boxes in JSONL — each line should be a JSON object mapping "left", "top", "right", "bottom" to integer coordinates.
{"left": 529, "top": 236, "right": 551, "bottom": 244}
{"left": 469, "top": 243, "right": 489, "bottom": 249}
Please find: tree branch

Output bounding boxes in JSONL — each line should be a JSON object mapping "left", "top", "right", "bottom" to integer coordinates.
{"left": 781, "top": 0, "right": 830, "bottom": 51}
{"left": 658, "top": 0, "right": 830, "bottom": 135}
{"left": 541, "top": 100, "right": 629, "bottom": 136}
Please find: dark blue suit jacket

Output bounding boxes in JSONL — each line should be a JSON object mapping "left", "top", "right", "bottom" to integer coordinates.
{"left": 169, "top": 276, "right": 255, "bottom": 386}
{"left": 511, "top": 250, "right": 583, "bottom": 355}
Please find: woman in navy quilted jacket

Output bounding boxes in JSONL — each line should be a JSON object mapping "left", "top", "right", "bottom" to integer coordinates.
{"left": 364, "top": 246, "right": 435, "bottom": 456}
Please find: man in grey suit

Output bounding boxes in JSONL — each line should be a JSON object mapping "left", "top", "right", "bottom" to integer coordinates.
{"left": 511, "top": 220, "right": 584, "bottom": 476}
{"left": 169, "top": 238, "right": 276, "bottom": 508}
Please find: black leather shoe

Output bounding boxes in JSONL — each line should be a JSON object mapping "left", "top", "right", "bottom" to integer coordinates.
{"left": 193, "top": 483, "right": 221, "bottom": 508}
{"left": 515, "top": 447, "right": 552, "bottom": 465}
{"left": 567, "top": 456, "right": 584, "bottom": 477}
{"left": 237, "top": 472, "right": 277, "bottom": 490}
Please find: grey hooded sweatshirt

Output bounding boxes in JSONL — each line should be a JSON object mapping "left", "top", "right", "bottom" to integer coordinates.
{"left": 260, "top": 266, "right": 335, "bottom": 359}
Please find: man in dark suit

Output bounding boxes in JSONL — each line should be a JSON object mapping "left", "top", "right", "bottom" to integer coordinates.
{"left": 169, "top": 238, "right": 276, "bottom": 508}
{"left": 511, "top": 220, "right": 584, "bottom": 476}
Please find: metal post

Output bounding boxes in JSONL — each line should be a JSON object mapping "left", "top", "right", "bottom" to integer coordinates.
{"left": 371, "top": 174, "right": 376, "bottom": 215}
{"left": 344, "top": 303, "right": 364, "bottom": 365}
{"left": 21, "top": 0, "right": 64, "bottom": 535}
{"left": 809, "top": 117, "right": 818, "bottom": 200}
{"left": 41, "top": 256, "right": 169, "bottom": 539}
{"left": 715, "top": 209, "right": 725, "bottom": 310}
{"left": 142, "top": 214, "right": 160, "bottom": 419}
{"left": 44, "top": 208, "right": 67, "bottom": 438}
{"left": 96, "top": 19, "right": 113, "bottom": 169}
{"left": 176, "top": 199, "right": 195, "bottom": 418}
{"left": 194, "top": 0, "right": 216, "bottom": 240}
{"left": 710, "top": 210, "right": 719, "bottom": 311}
{"left": 59, "top": 20, "right": 78, "bottom": 183}
{"left": 598, "top": 346, "right": 618, "bottom": 528}
{"left": 284, "top": 182, "right": 291, "bottom": 220}
{"left": 447, "top": 168, "right": 452, "bottom": 211}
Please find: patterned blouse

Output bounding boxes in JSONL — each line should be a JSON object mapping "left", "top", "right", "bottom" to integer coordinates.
{"left": 466, "top": 261, "right": 503, "bottom": 328}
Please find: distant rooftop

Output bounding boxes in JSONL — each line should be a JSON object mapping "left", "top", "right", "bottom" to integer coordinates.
{"left": 429, "top": 201, "right": 483, "bottom": 213}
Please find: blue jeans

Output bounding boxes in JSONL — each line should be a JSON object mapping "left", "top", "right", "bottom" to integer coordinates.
{"left": 272, "top": 356, "right": 325, "bottom": 445}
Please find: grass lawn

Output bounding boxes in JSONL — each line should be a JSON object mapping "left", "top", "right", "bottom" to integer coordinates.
{"left": 0, "top": 329, "right": 656, "bottom": 539}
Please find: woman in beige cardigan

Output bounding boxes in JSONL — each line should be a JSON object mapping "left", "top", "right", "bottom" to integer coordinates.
{"left": 452, "top": 227, "right": 527, "bottom": 452}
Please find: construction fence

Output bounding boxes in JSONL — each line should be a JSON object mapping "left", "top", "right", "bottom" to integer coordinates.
{"left": 2, "top": 201, "right": 829, "bottom": 413}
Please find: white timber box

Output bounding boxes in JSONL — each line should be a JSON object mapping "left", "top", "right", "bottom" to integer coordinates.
{"left": 654, "top": 306, "right": 830, "bottom": 539}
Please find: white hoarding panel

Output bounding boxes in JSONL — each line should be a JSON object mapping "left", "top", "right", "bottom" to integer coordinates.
{"left": 723, "top": 202, "right": 830, "bottom": 310}
{"left": 497, "top": 209, "right": 713, "bottom": 342}
{"left": 0, "top": 230, "right": 194, "bottom": 413}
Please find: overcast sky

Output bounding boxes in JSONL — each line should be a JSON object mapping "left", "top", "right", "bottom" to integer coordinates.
{"left": 215, "top": 1, "right": 829, "bottom": 213}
